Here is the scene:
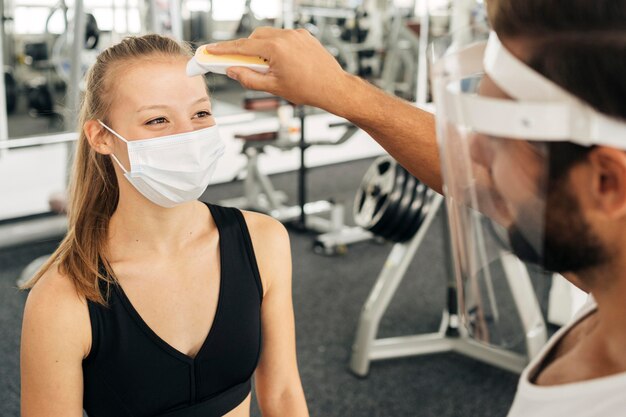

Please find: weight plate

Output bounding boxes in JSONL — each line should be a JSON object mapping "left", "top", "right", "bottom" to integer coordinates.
{"left": 369, "top": 164, "right": 407, "bottom": 236}
{"left": 354, "top": 156, "right": 406, "bottom": 232}
{"left": 381, "top": 169, "right": 418, "bottom": 241}
{"left": 397, "top": 185, "right": 431, "bottom": 242}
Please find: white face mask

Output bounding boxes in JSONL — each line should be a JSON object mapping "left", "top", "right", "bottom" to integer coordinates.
{"left": 99, "top": 120, "right": 225, "bottom": 208}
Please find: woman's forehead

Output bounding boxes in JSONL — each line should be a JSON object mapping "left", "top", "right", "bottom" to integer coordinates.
{"left": 112, "top": 58, "right": 209, "bottom": 109}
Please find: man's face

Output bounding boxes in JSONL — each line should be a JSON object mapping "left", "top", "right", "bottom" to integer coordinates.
{"left": 471, "top": 76, "right": 608, "bottom": 273}
{"left": 510, "top": 161, "right": 609, "bottom": 273}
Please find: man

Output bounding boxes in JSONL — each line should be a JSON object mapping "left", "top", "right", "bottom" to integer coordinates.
{"left": 205, "top": 1, "right": 626, "bottom": 415}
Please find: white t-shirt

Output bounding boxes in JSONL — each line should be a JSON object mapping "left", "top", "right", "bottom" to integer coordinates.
{"left": 507, "top": 296, "right": 626, "bottom": 417}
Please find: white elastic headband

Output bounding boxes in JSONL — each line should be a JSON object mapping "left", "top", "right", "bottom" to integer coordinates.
{"left": 433, "top": 31, "right": 626, "bottom": 147}
{"left": 483, "top": 32, "right": 572, "bottom": 102}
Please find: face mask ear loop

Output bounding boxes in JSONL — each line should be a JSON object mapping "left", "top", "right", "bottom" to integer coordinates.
{"left": 110, "top": 153, "right": 129, "bottom": 174}
{"left": 97, "top": 120, "right": 130, "bottom": 174}
{"left": 97, "top": 119, "right": 129, "bottom": 144}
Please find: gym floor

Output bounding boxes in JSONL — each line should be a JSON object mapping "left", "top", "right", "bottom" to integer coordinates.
{"left": 0, "top": 157, "right": 556, "bottom": 417}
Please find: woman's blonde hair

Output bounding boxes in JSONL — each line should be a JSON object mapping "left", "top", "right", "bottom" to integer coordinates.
{"left": 21, "top": 34, "right": 194, "bottom": 305}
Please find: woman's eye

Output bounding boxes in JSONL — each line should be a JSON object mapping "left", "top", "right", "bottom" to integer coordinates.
{"left": 146, "top": 117, "right": 167, "bottom": 125}
{"left": 194, "top": 111, "right": 212, "bottom": 119}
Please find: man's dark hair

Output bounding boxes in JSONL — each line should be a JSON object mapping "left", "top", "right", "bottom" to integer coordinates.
{"left": 487, "top": 0, "right": 626, "bottom": 178}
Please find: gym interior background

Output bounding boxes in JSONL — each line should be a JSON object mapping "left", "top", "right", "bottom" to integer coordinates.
{"left": 0, "top": 1, "right": 587, "bottom": 416}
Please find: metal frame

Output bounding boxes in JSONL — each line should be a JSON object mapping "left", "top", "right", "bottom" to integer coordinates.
{"left": 500, "top": 250, "right": 548, "bottom": 359}
{"left": 67, "top": 0, "right": 85, "bottom": 130}
{"left": 379, "top": 8, "right": 420, "bottom": 99}
{"left": 0, "top": 132, "right": 77, "bottom": 150}
{"left": 282, "top": 0, "right": 295, "bottom": 30}
{"left": 169, "top": 0, "right": 183, "bottom": 40}
{"left": 0, "top": 11, "right": 8, "bottom": 159}
{"left": 0, "top": 215, "right": 68, "bottom": 250}
{"left": 349, "top": 194, "right": 547, "bottom": 376}
{"left": 415, "top": 0, "right": 430, "bottom": 105}
{"left": 148, "top": 0, "right": 182, "bottom": 40}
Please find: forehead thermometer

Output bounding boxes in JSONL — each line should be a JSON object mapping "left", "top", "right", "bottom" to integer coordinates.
{"left": 186, "top": 45, "right": 270, "bottom": 77}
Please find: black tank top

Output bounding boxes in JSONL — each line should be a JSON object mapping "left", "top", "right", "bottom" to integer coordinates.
{"left": 82, "top": 204, "right": 263, "bottom": 417}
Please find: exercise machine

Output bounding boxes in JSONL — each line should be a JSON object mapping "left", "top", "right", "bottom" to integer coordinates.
{"left": 298, "top": 0, "right": 386, "bottom": 77}
{"left": 378, "top": 7, "right": 421, "bottom": 101}
{"left": 220, "top": 101, "right": 373, "bottom": 255}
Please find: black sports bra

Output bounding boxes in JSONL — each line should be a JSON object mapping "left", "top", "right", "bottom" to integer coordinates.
{"left": 82, "top": 204, "right": 263, "bottom": 417}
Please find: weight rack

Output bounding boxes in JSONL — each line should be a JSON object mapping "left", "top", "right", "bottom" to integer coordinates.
{"left": 349, "top": 193, "right": 548, "bottom": 376}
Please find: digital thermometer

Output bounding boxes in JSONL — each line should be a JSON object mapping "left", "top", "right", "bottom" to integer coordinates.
{"left": 186, "top": 45, "right": 270, "bottom": 76}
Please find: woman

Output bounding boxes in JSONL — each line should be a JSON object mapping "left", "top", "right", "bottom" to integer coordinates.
{"left": 20, "top": 34, "right": 309, "bottom": 417}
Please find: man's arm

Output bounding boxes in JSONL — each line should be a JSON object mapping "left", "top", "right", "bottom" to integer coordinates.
{"left": 205, "top": 28, "right": 442, "bottom": 193}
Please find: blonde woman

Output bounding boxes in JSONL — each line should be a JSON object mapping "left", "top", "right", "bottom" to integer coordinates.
{"left": 20, "top": 34, "right": 308, "bottom": 417}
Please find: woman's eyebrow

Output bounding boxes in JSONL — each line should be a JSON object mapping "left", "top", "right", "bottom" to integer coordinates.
{"left": 137, "top": 104, "right": 170, "bottom": 112}
{"left": 193, "top": 97, "right": 211, "bottom": 106}
{"left": 137, "top": 98, "right": 210, "bottom": 113}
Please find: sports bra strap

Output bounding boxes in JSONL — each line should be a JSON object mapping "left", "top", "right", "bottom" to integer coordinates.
{"left": 154, "top": 380, "right": 251, "bottom": 417}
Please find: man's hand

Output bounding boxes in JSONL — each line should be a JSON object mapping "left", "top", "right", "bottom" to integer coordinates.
{"left": 205, "top": 27, "right": 353, "bottom": 113}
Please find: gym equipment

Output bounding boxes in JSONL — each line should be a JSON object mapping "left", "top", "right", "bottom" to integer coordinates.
{"left": 298, "top": 1, "right": 428, "bottom": 102}
{"left": 298, "top": 2, "right": 385, "bottom": 77}
{"left": 235, "top": 0, "right": 273, "bottom": 38}
{"left": 51, "top": 9, "right": 98, "bottom": 90}
{"left": 378, "top": 9, "right": 421, "bottom": 101}
{"left": 185, "top": 8, "right": 213, "bottom": 44}
{"left": 4, "top": 68, "right": 17, "bottom": 114}
{"left": 0, "top": 9, "right": 8, "bottom": 157}
{"left": 21, "top": 40, "right": 59, "bottom": 118}
{"left": 145, "top": 0, "right": 183, "bottom": 40}
{"left": 2, "top": 0, "right": 102, "bottom": 132}
{"left": 84, "top": 13, "right": 100, "bottom": 50}
{"left": 349, "top": 194, "right": 548, "bottom": 376}
{"left": 1, "top": 1, "right": 15, "bottom": 78}
{"left": 0, "top": 212, "right": 68, "bottom": 251}
{"left": 26, "top": 79, "right": 54, "bottom": 116}
{"left": 220, "top": 102, "right": 373, "bottom": 255}
{"left": 353, "top": 155, "right": 429, "bottom": 243}
{"left": 24, "top": 42, "right": 50, "bottom": 63}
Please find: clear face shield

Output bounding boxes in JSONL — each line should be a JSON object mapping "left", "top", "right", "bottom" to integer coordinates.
{"left": 429, "top": 28, "right": 626, "bottom": 346}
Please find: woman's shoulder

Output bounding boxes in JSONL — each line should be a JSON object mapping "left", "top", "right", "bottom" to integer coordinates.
{"left": 205, "top": 203, "right": 289, "bottom": 247}
{"left": 240, "top": 210, "right": 289, "bottom": 241}
{"left": 239, "top": 210, "right": 291, "bottom": 294}
{"left": 24, "top": 265, "right": 91, "bottom": 359}
{"left": 28, "top": 265, "right": 87, "bottom": 309}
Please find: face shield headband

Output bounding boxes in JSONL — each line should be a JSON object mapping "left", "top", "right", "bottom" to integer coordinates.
{"left": 432, "top": 31, "right": 626, "bottom": 145}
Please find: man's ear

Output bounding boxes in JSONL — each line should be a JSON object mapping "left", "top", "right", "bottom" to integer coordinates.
{"left": 587, "top": 147, "right": 626, "bottom": 219}
{"left": 84, "top": 120, "right": 114, "bottom": 155}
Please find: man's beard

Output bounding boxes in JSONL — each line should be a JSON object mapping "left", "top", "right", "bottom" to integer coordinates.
{"left": 507, "top": 178, "right": 608, "bottom": 273}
